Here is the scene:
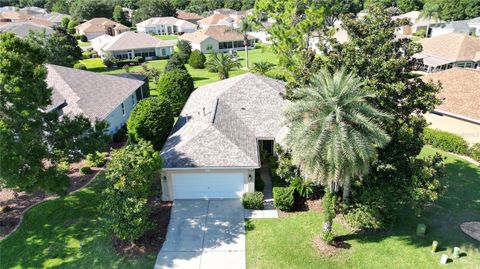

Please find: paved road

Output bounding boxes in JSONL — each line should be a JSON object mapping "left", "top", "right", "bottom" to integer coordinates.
{"left": 155, "top": 199, "right": 245, "bottom": 269}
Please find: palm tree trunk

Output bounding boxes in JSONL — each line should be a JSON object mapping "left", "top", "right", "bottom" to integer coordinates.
{"left": 426, "top": 15, "right": 431, "bottom": 38}
{"left": 342, "top": 175, "right": 350, "bottom": 205}
{"left": 244, "top": 35, "right": 249, "bottom": 70}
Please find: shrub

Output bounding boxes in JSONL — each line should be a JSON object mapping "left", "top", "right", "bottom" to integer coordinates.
{"left": 243, "top": 192, "right": 264, "bottom": 209}
{"left": 112, "top": 125, "right": 127, "bottom": 143}
{"left": 188, "top": 49, "right": 206, "bottom": 69}
{"left": 273, "top": 187, "right": 295, "bottom": 211}
{"left": 103, "top": 56, "right": 118, "bottom": 68}
{"left": 290, "top": 176, "right": 315, "bottom": 199}
{"left": 254, "top": 169, "right": 264, "bottom": 191}
{"left": 80, "top": 35, "right": 87, "bottom": 42}
{"left": 85, "top": 151, "right": 107, "bottom": 167}
{"left": 345, "top": 204, "right": 383, "bottom": 230}
{"left": 73, "top": 63, "right": 86, "bottom": 70}
{"left": 176, "top": 39, "right": 192, "bottom": 64}
{"left": 157, "top": 69, "right": 194, "bottom": 114}
{"left": 80, "top": 166, "right": 92, "bottom": 174}
{"left": 57, "top": 161, "right": 70, "bottom": 174}
{"left": 251, "top": 61, "right": 275, "bottom": 75}
{"left": 424, "top": 128, "right": 469, "bottom": 154}
{"left": 164, "top": 53, "right": 187, "bottom": 72}
{"left": 413, "top": 28, "right": 426, "bottom": 37}
{"left": 134, "top": 56, "right": 145, "bottom": 63}
{"left": 127, "top": 97, "right": 174, "bottom": 150}
{"left": 101, "top": 140, "right": 162, "bottom": 242}
{"left": 470, "top": 143, "right": 480, "bottom": 161}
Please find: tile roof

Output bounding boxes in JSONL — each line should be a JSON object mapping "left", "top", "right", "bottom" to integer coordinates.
{"left": 198, "top": 13, "right": 233, "bottom": 27}
{"left": 161, "top": 73, "right": 288, "bottom": 168}
{"left": 136, "top": 16, "right": 197, "bottom": 29}
{"left": 45, "top": 64, "right": 144, "bottom": 121}
{"left": 176, "top": 10, "right": 204, "bottom": 21}
{"left": 0, "top": 21, "right": 54, "bottom": 37}
{"left": 418, "top": 33, "right": 480, "bottom": 62}
{"left": 100, "top": 31, "right": 175, "bottom": 51}
{"left": 76, "top": 17, "right": 129, "bottom": 34}
{"left": 180, "top": 25, "right": 254, "bottom": 43}
{"left": 421, "top": 68, "right": 480, "bottom": 121}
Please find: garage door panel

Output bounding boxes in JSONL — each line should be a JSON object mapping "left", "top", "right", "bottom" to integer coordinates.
{"left": 172, "top": 173, "right": 244, "bottom": 199}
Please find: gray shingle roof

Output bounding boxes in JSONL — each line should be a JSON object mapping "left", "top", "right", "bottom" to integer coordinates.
{"left": 101, "top": 31, "right": 174, "bottom": 51}
{"left": 0, "top": 21, "right": 54, "bottom": 37}
{"left": 161, "top": 73, "right": 288, "bottom": 168}
{"left": 46, "top": 64, "right": 144, "bottom": 121}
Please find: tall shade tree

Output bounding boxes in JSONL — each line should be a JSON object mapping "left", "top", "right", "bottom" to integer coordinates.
{"left": 284, "top": 69, "right": 391, "bottom": 243}
{"left": 133, "top": 0, "right": 176, "bottom": 24}
{"left": 205, "top": 51, "right": 241, "bottom": 80}
{"left": 0, "top": 33, "right": 108, "bottom": 195}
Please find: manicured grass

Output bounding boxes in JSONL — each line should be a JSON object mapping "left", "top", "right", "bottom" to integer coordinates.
{"left": 0, "top": 174, "right": 157, "bottom": 269}
{"left": 77, "top": 41, "right": 91, "bottom": 47}
{"left": 153, "top": 35, "right": 179, "bottom": 40}
{"left": 246, "top": 146, "right": 480, "bottom": 269}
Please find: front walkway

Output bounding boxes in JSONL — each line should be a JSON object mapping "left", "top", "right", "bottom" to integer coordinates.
{"left": 155, "top": 199, "right": 245, "bottom": 269}
{"left": 245, "top": 161, "right": 278, "bottom": 219}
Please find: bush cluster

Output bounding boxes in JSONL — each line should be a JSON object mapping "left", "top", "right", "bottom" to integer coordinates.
{"left": 57, "top": 161, "right": 70, "bottom": 174}
{"left": 157, "top": 69, "right": 194, "bottom": 114}
{"left": 470, "top": 143, "right": 480, "bottom": 161}
{"left": 112, "top": 125, "right": 128, "bottom": 143}
{"left": 273, "top": 187, "right": 295, "bottom": 211}
{"left": 345, "top": 204, "right": 383, "bottom": 230}
{"left": 424, "top": 128, "right": 469, "bottom": 154}
{"left": 85, "top": 151, "right": 107, "bottom": 167}
{"left": 242, "top": 192, "right": 264, "bottom": 210}
{"left": 73, "top": 63, "right": 86, "bottom": 70}
{"left": 80, "top": 166, "right": 92, "bottom": 174}
{"left": 188, "top": 50, "right": 206, "bottom": 69}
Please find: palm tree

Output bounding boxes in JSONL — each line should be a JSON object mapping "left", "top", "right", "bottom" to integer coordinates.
{"left": 283, "top": 68, "right": 391, "bottom": 243}
{"left": 205, "top": 52, "right": 242, "bottom": 80}
{"left": 229, "top": 17, "right": 255, "bottom": 69}
{"left": 422, "top": 3, "right": 440, "bottom": 37}
{"left": 251, "top": 61, "right": 275, "bottom": 75}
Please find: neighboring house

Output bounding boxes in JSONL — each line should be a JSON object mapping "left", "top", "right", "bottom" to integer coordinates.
{"left": 136, "top": 17, "right": 197, "bottom": 35}
{"left": 421, "top": 68, "right": 480, "bottom": 144}
{"left": 197, "top": 13, "right": 234, "bottom": 29}
{"left": 309, "top": 20, "right": 349, "bottom": 52}
{"left": 0, "top": 6, "right": 16, "bottom": 13}
{"left": 0, "top": 21, "right": 54, "bottom": 37}
{"left": 160, "top": 73, "right": 288, "bottom": 200}
{"left": 122, "top": 7, "right": 134, "bottom": 21}
{"left": 0, "top": 10, "right": 66, "bottom": 27}
{"left": 392, "top": 10, "right": 443, "bottom": 37}
{"left": 91, "top": 31, "right": 175, "bottom": 60}
{"left": 179, "top": 25, "right": 256, "bottom": 53}
{"left": 19, "top": 6, "right": 46, "bottom": 15}
{"left": 414, "top": 33, "right": 480, "bottom": 73}
{"left": 33, "top": 12, "right": 70, "bottom": 26}
{"left": 430, "top": 20, "right": 475, "bottom": 37}
{"left": 75, "top": 18, "right": 129, "bottom": 40}
{"left": 45, "top": 64, "right": 149, "bottom": 135}
{"left": 176, "top": 10, "right": 204, "bottom": 24}
{"left": 467, "top": 17, "right": 480, "bottom": 36}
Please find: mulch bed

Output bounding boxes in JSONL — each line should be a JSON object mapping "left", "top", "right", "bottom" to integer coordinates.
{"left": 113, "top": 200, "right": 172, "bottom": 256}
{"left": 312, "top": 234, "right": 350, "bottom": 257}
{"left": 277, "top": 198, "right": 323, "bottom": 218}
{"left": 0, "top": 141, "right": 126, "bottom": 240}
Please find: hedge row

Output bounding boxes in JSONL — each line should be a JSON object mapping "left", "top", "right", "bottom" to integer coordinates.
{"left": 424, "top": 128, "right": 480, "bottom": 161}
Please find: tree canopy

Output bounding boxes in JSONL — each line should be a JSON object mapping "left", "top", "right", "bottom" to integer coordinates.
{"left": 157, "top": 69, "right": 194, "bottom": 114}
{"left": 132, "top": 0, "right": 176, "bottom": 24}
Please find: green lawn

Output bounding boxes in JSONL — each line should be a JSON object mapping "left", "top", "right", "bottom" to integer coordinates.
{"left": 77, "top": 44, "right": 280, "bottom": 94}
{"left": 0, "top": 174, "right": 157, "bottom": 269}
{"left": 247, "top": 146, "right": 480, "bottom": 269}
{"left": 0, "top": 147, "right": 478, "bottom": 268}
{"left": 77, "top": 41, "right": 91, "bottom": 47}
{"left": 153, "top": 35, "right": 179, "bottom": 40}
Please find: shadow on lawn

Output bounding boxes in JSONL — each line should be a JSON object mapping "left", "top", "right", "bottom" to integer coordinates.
{"left": 337, "top": 159, "right": 480, "bottom": 255}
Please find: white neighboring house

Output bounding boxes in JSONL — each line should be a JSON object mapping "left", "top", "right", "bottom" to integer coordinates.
{"left": 45, "top": 64, "right": 149, "bottom": 135}
{"left": 91, "top": 31, "right": 175, "bottom": 60}
{"left": 136, "top": 17, "right": 197, "bottom": 35}
{"left": 160, "top": 73, "right": 288, "bottom": 200}
{"left": 392, "top": 11, "right": 443, "bottom": 37}
{"left": 197, "top": 13, "right": 234, "bottom": 29}
{"left": 430, "top": 20, "right": 475, "bottom": 37}
{"left": 468, "top": 17, "right": 480, "bottom": 36}
{"left": 179, "top": 25, "right": 256, "bottom": 53}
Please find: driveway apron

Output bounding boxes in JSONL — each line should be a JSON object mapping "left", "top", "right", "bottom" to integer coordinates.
{"left": 155, "top": 199, "right": 245, "bottom": 269}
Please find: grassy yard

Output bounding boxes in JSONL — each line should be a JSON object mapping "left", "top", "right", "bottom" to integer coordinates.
{"left": 77, "top": 44, "right": 281, "bottom": 94}
{"left": 77, "top": 41, "right": 91, "bottom": 47}
{"left": 153, "top": 35, "right": 179, "bottom": 40}
{"left": 246, "top": 146, "right": 480, "bottom": 269}
{"left": 0, "top": 174, "right": 157, "bottom": 269}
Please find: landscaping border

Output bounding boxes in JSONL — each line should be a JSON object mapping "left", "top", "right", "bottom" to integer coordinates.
{"left": 0, "top": 166, "right": 105, "bottom": 241}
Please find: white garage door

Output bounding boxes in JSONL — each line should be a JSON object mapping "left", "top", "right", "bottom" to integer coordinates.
{"left": 172, "top": 172, "right": 244, "bottom": 199}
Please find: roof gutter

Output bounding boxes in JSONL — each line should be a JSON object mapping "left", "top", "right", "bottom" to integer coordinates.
{"left": 433, "top": 109, "right": 480, "bottom": 125}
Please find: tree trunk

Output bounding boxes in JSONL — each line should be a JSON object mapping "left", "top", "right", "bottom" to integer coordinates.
{"left": 426, "top": 15, "right": 431, "bottom": 38}
{"left": 244, "top": 36, "right": 249, "bottom": 70}
{"left": 342, "top": 175, "right": 351, "bottom": 205}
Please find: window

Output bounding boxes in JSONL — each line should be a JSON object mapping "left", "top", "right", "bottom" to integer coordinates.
{"left": 162, "top": 48, "right": 166, "bottom": 55}
{"left": 131, "top": 95, "right": 136, "bottom": 107}
{"left": 121, "top": 103, "right": 125, "bottom": 115}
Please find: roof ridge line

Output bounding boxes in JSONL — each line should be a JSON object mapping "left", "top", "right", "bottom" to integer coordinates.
{"left": 210, "top": 97, "right": 219, "bottom": 124}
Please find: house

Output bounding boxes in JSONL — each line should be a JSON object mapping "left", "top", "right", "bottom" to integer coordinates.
{"left": 197, "top": 13, "right": 234, "bottom": 29}
{"left": 0, "top": 21, "right": 54, "bottom": 37}
{"left": 45, "top": 64, "right": 149, "bottom": 135}
{"left": 392, "top": 11, "right": 443, "bottom": 37}
{"left": 160, "top": 73, "right": 288, "bottom": 200}
{"left": 33, "top": 12, "right": 70, "bottom": 26}
{"left": 421, "top": 68, "right": 480, "bottom": 144}
{"left": 0, "top": 6, "right": 16, "bottom": 13}
{"left": 19, "top": 6, "right": 46, "bottom": 15}
{"left": 413, "top": 33, "right": 480, "bottom": 73}
{"left": 136, "top": 17, "right": 197, "bottom": 35}
{"left": 75, "top": 18, "right": 129, "bottom": 40}
{"left": 430, "top": 20, "right": 475, "bottom": 37}
{"left": 176, "top": 10, "right": 204, "bottom": 24}
{"left": 179, "top": 25, "right": 256, "bottom": 53}
{"left": 467, "top": 17, "right": 480, "bottom": 36}
{"left": 91, "top": 31, "right": 175, "bottom": 60}
{"left": 0, "top": 10, "right": 67, "bottom": 27}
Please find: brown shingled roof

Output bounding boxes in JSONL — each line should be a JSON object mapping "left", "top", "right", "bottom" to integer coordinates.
{"left": 419, "top": 33, "right": 480, "bottom": 62}
{"left": 176, "top": 10, "right": 204, "bottom": 21}
{"left": 421, "top": 68, "right": 480, "bottom": 121}
{"left": 76, "top": 17, "right": 128, "bottom": 34}
{"left": 180, "top": 25, "right": 254, "bottom": 43}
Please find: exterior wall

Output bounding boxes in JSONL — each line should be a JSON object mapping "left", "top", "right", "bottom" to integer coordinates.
{"left": 199, "top": 37, "right": 219, "bottom": 53}
{"left": 425, "top": 112, "right": 480, "bottom": 144}
{"left": 155, "top": 46, "right": 174, "bottom": 57}
{"left": 104, "top": 91, "right": 140, "bottom": 135}
{"left": 103, "top": 46, "right": 173, "bottom": 60}
{"left": 160, "top": 168, "right": 255, "bottom": 201}
{"left": 84, "top": 32, "right": 104, "bottom": 40}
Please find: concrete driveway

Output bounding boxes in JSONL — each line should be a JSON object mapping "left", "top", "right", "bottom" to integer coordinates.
{"left": 155, "top": 199, "right": 245, "bottom": 269}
